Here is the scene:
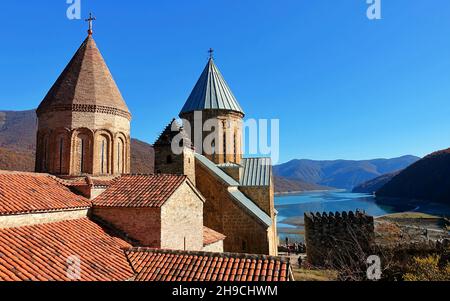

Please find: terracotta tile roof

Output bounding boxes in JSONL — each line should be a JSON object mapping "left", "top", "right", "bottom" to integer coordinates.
{"left": 0, "top": 173, "right": 90, "bottom": 215}
{"left": 125, "top": 248, "right": 292, "bottom": 281}
{"left": 0, "top": 218, "right": 134, "bottom": 281}
{"left": 93, "top": 175, "right": 187, "bottom": 208}
{"left": 203, "top": 226, "right": 226, "bottom": 246}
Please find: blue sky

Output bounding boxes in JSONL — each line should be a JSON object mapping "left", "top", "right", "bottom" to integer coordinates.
{"left": 0, "top": 0, "right": 449, "bottom": 163}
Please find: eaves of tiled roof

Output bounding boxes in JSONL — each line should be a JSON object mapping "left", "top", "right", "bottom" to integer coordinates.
{"left": 0, "top": 173, "right": 91, "bottom": 216}
{"left": 93, "top": 174, "right": 188, "bottom": 208}
{"left": 0, "top": 218, "right": 133, "bottom": 281}
{"left": 125, "top": 248, "right": 293, "bottom": 282}
{"left": 203, "top": 226, "right": 226, "bottom": 246}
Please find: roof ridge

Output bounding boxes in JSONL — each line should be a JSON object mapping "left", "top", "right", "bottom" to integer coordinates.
{"left": 93, "top": 174, "right": 189, "bottom": 208}
{"left": 122, "top": 173, "right": 187, "bottom": 178}
{"left": 125, "top": 247, "right": 291, "bottom": 263}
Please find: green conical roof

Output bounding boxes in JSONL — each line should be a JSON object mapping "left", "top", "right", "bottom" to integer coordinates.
{"left": 180, "top": 58, "right": 244, "bottom": 116}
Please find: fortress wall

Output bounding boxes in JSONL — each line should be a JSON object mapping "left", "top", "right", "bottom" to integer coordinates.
{"left": 304, "top": 211, "right": 375, "bottom": 267}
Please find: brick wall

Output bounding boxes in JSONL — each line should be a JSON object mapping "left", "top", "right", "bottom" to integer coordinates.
{"left": 36, "top": 110, "right": 131, "bottom": 176}
{"left": 92, "top": 207, "right": 162, "bottom": 247}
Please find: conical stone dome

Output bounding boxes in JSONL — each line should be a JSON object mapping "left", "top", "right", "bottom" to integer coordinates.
{"left": 37, "top": 35, "right": 130, "bottom": 119}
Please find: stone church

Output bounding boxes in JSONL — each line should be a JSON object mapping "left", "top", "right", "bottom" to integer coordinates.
{"left": 154, "top": 56, "right": 278, "bottom": 255}
{"left": 12, "top": 20, "right": 278, "bottom": 255}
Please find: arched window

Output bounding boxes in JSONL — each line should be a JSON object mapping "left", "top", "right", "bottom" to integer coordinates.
{"left": 75, "top": 132, "right": 92, "bottom": 175}
{"left": 234, "top": 132, "right": 237, "bottom": 163}
{"left": 211, "top": 140, "right": 216, "bottom": 161}
{"left": 59, "top": 137, "right": 64, "bottom": 174}
{"left": 52, "top": 136, "right": 65, "bottom": 174}
{"left": 117, "top": 138, "right": 125, "bottom": 174}
{"left": 42, "top": 136, "right": 48, "bottom": 172}
{"left": 98, "top": 135, "right": 110, "bottom": 175}
{"left": 223, "top": 124, "right": 227, "bottom": 158}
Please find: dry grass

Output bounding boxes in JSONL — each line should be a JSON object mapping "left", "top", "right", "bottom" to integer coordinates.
{"left": 382, "top": 212, "right": 439, "bottom": 219}
{"left": 292, "top": 267, "right": 338, "bottom": 281}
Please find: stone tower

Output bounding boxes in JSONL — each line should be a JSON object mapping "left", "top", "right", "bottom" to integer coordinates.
{"left": 154, "top": 119, "right": 196, "bottom": 185}
{"left": 179, "top": 56, "right": 245, "bottom": 165}
{"left": 35, "top": 31, "right": 131, "bottom": 176}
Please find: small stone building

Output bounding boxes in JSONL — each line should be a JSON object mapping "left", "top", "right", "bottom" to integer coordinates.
{"left": 92, "top": 174, "right": 219, "bottom": 251}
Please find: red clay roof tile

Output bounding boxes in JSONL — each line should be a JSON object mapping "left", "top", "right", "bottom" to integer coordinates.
{"left": 0, "top": 173, "right": 90, "bottom": 215}
{"left": 0, "top": 218, "right": 133, "bottom": 281}
{"left": 125, "top": 248, "right": 292, "bottom": 282}
{"left": 93, "top": 175, "right": 187, "bottom": 208}
{"left": 203, "top": 226, "right": 226, "bottom": 246}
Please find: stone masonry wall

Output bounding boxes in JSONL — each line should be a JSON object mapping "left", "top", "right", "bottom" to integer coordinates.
{"left": 304, "top": 211, "right": 375, "bottom": 267}
{"left": 0, "top": 209, "right": 89, "bottom": 229}
{"left": 239, "top": 183, "right": 278, "bottom": 255}
{"left": 155, "top": 147, "right": 196, "bottom": 185}
{"left": 160, "top": 182, "right": 204, "bottom": 251}
{"left": 196, "top": 160, "right": 275, "bottom": 255}
{"left": 202, "top": 240, "right": 224, "bottom": 253}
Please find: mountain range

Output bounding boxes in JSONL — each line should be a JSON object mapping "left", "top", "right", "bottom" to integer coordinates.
{"left": 352, "top": 171, "right": 401, "bottom": 194}
{"left": 273, "top": 156, "right": 420, "bottom": 191}
{"left": 273, "top": 176, "right": 331, "bottom": 194}
{"left": 1, "top": 110, "right": 423, "bottom": 196}
{"left": 0, "top": 110, "right": 154, "bottom": 174}
{"left": 376, "top": 148, "right": 450, "bottom": 205}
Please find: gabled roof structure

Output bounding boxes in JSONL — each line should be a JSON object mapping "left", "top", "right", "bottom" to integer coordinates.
{"left": 194, "top": 154, "right": 272, "bottom": 226}
{"left": 0, "top": 173, "right": 90, "bottom": 215}
{"left": 93, "top": 175, "right": 189, "bottom": 208}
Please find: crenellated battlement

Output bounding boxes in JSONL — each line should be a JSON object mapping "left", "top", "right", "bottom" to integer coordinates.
{"left": 304, "top": 211, "right": 375, "bottom": 267}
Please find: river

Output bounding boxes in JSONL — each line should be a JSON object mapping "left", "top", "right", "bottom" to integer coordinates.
{"left": 274, "top": 190, "right": 446, "bottom": 243}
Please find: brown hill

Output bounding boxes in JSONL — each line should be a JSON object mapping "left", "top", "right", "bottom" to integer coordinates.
{"left": 0, "top": 110, "right": 154, "bottom": 174}
{"left": 352, "top": 170, "right": 401, "bottom": 194}
{"left": 0, "top": 110, "right": 36, "bottom": 152}
{"left": 130, "top": 138, "right": 154, "bottom": 174}
{"left": 376, "top": 148, "right": 450, "bottom": 205}
{"left": 0, "top": 148, "right": 35, "bottom": 172}
{"left": 274, "top": 176, "right": 332, "bottom": 194}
